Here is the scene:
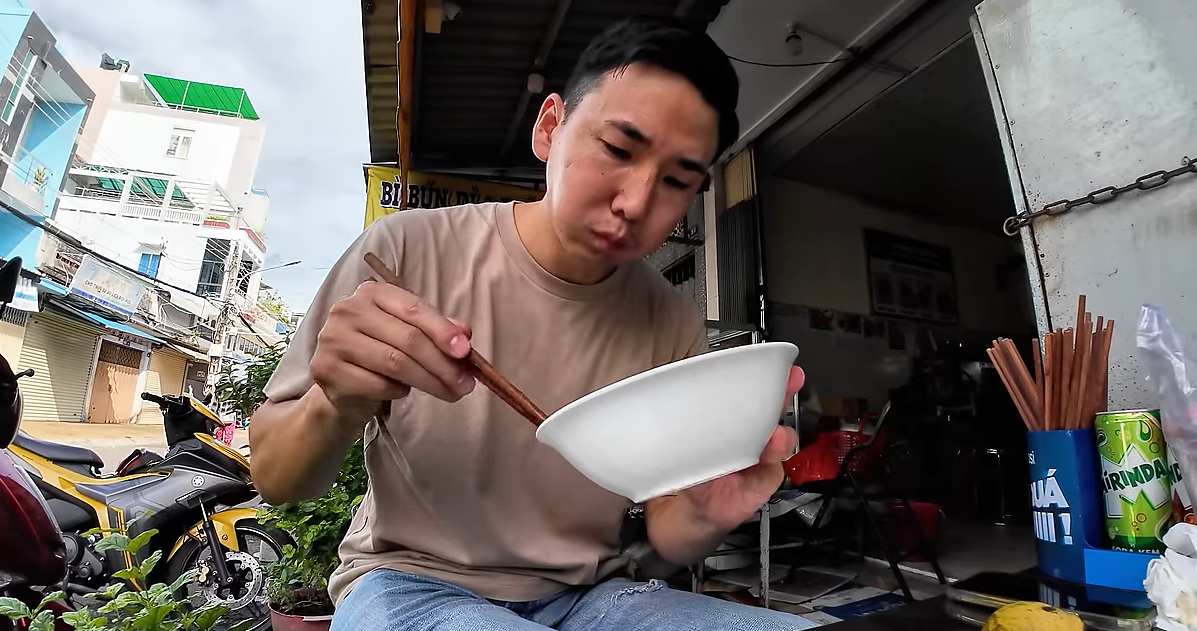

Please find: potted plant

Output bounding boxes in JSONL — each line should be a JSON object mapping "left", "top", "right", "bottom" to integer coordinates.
{"left": 215, "top": 346, "right": 368, "bottom": 630}
{"left": 256, "top": 445, "right": 366, "bottom": 630}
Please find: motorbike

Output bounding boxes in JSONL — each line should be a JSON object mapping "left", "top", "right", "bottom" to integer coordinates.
{"left": 0, "top": 258, "right": 289, "bottom": 631}
{"left": 1, "top": 256, "right": 71, "bottom": 630}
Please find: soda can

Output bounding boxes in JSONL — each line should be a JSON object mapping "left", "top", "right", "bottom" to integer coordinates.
{"left": 1169, "top": 444, "right": 1195, "bottom": 526}
{"left": 1095, "top": 409, "right": 1172, "bottom": 553}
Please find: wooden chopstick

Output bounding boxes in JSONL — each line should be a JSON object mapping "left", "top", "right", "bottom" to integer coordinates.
{"left": 989, "top": 347, "right": 1036, "bottom": 431}
{"left": 362, "top": 253, "right": 549, "bottom": 427}
{"left": 1006, "top": 339, "right": 1042, "bottom": 430}
{"left": 1043, "top": 333, "right": 1056, "bottom": 431}
{"left": 1073, "top": 315, "right": 1093, "bottom": 430}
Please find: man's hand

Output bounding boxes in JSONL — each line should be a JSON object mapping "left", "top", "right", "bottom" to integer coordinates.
{"left": 311, "top": 280, "right": 476, "bottom": 423}
{"left": 645, "top": 366, "right": 805, "bottom": 565}
{"left": 679, "top": 365, "right": 804, "bottom": 530}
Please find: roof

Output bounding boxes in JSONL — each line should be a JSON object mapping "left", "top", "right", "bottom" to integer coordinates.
{"left": 361, "top": 0, "right": 731, "bottom": 179}
{"left": 53, "top": 303, "right": 167, "bottom": 344}
{"left": 143, "top": 73, "right": 260, "bottom": 120}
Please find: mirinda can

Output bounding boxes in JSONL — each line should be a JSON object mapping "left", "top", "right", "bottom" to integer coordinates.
{"left": 1095, "top": 410, "right": 1172, "bottom": 553}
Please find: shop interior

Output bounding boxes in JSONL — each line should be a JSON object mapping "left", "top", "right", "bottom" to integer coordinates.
{"left": 685, "top": 37, "right": 1044, "bottom": 613}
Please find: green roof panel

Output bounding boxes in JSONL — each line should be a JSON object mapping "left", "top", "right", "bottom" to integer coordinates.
{"left": 143, "top": 73, "right": 259, "bottom": 120}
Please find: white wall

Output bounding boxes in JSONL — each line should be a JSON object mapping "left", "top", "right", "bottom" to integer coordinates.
{"left": 52, "top": 209, "right": 236, "bottom": 294}
{"left": 91, "top": 109, "right": 242, "bottom": 187}
{"left": 240, "top": 189, "right": 269, "bottom": 234}
{"left": 75, "top": 69, "right": 265, "bottom": 198}
{"left": 760, "top": 177, "right": 1034, "bottom": 409}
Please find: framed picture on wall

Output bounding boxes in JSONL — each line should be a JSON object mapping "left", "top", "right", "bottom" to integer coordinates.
{"left": 863, "top": 229, "right": 959, "bottom": 326}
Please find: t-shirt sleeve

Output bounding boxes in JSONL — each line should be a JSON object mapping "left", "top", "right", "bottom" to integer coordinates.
{"left": 681, "top": 308, "right": 710, "bottom": 359}
{"left": 263, "top": 216, "right": 403, "bottom": 404}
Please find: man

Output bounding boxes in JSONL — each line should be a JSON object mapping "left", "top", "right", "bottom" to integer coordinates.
{"left": 252, "top": 19, "right": 814, "bottom": 630}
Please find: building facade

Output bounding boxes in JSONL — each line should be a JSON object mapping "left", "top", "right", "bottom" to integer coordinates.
{"left": 8, "top": 56, "right": 285, "bottom": 424}
{"left": 0, "top": 0, "right": 92, "bottom": 264}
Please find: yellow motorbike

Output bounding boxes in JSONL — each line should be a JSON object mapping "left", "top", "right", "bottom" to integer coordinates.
{"left": 6, "top": 392, "right": 288, "bottom": 631}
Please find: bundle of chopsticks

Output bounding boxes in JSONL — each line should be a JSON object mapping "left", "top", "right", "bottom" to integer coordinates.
{"left": 988, "top": 296, "right": 1114, "bottom": 432}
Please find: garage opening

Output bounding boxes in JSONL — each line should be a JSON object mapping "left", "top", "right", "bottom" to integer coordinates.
{"left": 758, "top": 38, "right": 1037, "bottom": 582}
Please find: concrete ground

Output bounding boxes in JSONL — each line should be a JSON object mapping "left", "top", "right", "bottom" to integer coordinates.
{"left": 21, "top": 422, "right": 250, "bottom": 473}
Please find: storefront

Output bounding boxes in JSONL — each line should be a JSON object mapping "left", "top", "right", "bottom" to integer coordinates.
{"left": 16, "top": 308, "right": 102, "bottom": 423}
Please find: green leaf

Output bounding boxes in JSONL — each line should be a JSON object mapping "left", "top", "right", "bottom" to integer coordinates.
{"left": 192, "top": 605, "right": 231, "bottom": 631}
{"left": 229, "top": 620, "right": 256, "bottom": 631}
{"left": 100, "top": 583, "right": 126, "bottom": 600}
{"left": 139, "top": 549, "right": 163, "bottom": 578}
{"left": 60, "top": 609, "right": 95, "bottom": 629}
{"left": 126, "top": 530, "right": 158, "bottom": 555}
{"left": 112, "top": 567, "right": 145, "bottom": 583}
{"left": 27, "top": 610, "right": 55, "bottom": 631}
{"left": 136, "top": 603, "right": 172, "bottom": 628}
{"left": 167, "top": 569, "right": 199, "bottom": 595}
{"left": 34, "top": 591, "right": 66, "bottom": 615}
{"left": 0, "top": 597, "right": 32, "bottom": 620}
{"left": 94, "top": 533, "right": 130, "bottom": 552}
{"left": 97, "top": 591, "right": 141, "bottom": 614}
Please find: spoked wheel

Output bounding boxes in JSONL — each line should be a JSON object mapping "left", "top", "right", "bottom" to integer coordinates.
{"left": 167, "top": 520, "right": 289, "bottom": 631}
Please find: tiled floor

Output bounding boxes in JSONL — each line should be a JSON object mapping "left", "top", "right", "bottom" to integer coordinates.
{"left": 897, "top": 521, "right": 1037, "bottom": 580}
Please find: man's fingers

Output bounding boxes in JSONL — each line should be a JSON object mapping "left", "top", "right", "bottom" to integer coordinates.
{"left": 759, "top": 426, "right": 798, "bottom": 464}
{"left": 319, "top": 363, "right": 410, "bottom": 402}
{"left": 358, "top": 312, "right": 471, "bottom": 396}
{"left": 341, "top": 336, "right": 470, "bottom": 402}
{"left": 446, "top": 317, "right": 473, "bottom": 341}
{"left": 786, "top": 366, "right": 806, "bottom": 397}
{"left": 370, "top": 283, "right": 472, "bottom": 359}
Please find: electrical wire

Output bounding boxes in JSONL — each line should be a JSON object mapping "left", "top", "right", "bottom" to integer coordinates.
{"left": 725, "top": 55, "right": 851, "bottom": 69}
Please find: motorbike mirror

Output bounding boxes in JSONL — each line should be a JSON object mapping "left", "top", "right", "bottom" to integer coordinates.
{"left": 0, "top": 256, "right": 22, "bottom": 305}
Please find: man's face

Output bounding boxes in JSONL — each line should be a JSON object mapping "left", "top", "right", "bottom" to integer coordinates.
{"left": 532, "top": 63, "right": 719, "bottom": 269}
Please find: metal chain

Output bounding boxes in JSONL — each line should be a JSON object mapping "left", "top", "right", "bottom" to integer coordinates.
{"left": 1003, "top": 155, "right": 1197, "bottom": 236}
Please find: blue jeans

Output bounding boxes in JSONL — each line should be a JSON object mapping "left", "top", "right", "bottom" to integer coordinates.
{"left": 331, "top": 569, "right": 819, "bottom": 630}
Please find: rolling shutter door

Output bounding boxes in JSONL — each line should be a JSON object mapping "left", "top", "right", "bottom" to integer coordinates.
{"left": 139, "top": 348, "right": 187, "bottom": 424}
{"left": 16, "top": 311, "right": 101, "bottom": 423}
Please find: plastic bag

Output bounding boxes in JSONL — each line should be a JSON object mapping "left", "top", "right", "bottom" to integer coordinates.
{"left": 1137, "top": 305, "right": 1197, "bottom": 525}
{"left": 1147, "top": 523, "right": 1197, "bottom": 630}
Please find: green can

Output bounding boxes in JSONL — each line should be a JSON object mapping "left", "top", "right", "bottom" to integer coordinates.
{"left": 1095, "top": 409, "right": 1173, "bottom": 553}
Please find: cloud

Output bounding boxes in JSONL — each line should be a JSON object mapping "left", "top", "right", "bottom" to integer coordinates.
{"left": 26, "top": 0, "right": 370, "bottom": 311}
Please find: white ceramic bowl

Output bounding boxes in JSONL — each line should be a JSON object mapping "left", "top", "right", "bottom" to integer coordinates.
{"left": 535, "top": 342, "right": 799, "bottom": 503}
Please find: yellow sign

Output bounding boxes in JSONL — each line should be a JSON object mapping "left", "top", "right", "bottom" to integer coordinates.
{"left": 363, "top": 165, "right": 542, "bottom": 229}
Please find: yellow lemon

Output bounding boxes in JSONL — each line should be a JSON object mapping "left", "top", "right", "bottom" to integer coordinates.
{"left": 982, "top": 601, "right": 1083, "bottom": 631}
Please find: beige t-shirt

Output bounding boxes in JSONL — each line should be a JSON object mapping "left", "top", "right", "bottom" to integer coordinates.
{"left": 265, "top": 202, "right": 708, "bottom": 605}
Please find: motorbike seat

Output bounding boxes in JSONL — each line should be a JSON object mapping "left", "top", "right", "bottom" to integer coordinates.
{"left": 12, "top": 431, "right": 104, "bottom": 469}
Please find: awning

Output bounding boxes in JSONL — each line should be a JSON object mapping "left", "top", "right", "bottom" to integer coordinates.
{"left": 166, "top": 342, "right": 208, "bottom": 363}
{"left": 54, "top": 304, "right": 167, "bottom": 344}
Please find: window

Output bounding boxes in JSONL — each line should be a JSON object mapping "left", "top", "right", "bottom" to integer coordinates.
{"left": 165, "top": 127, "right": 194, "bottom": 158}
{"left": 196, "top": 239, "right": 229, "bottom": 296}
{"left": 3, "top": 50, "right": 35, "bottom": 124}
{"left": 137, "top": 253, "right": 161, "bottom": 278}
{"left": 236, "top": 259, "right": 255, "bottom": 295}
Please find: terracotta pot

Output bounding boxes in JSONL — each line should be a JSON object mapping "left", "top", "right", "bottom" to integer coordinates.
{"left": 269, "top": 606, "right": 333, "bottom": 631}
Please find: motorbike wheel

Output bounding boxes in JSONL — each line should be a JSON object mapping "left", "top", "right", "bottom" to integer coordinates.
{"left": 166, "top": 519, "right": 290, "bottom": 631}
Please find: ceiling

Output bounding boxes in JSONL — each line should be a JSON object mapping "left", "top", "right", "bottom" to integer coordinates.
{"left": 777, "top": 39, "right": 1015, "bottom": 232}
{"left": 362, "top": 0, "right": 731, "bottom": 181}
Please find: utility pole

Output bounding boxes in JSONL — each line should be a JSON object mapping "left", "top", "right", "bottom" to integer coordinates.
{"left": 209, "top": 238, "right": 243, "bottom": 380}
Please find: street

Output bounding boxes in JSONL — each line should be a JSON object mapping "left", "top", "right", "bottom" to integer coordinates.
{"left": 20, "top": 422, "right": 250, "bottom": 474}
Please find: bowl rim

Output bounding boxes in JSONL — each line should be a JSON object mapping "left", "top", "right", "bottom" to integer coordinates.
{"left": 535, "top": 341, "right": 799, "bottom": 440}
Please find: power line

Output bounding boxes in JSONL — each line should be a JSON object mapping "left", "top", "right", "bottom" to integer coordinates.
{"left": 726, "top": 55, "right": 851, "bottom": 69}
{"left": 1, "top": 198, "right": 218, "bottom": 305}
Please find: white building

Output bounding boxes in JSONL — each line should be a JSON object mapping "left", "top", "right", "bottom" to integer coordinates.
{"left": 48, "top": 61, "right": 282, "bottom": 370}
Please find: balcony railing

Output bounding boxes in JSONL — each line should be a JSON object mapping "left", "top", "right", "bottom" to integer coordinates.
{"left": 57, "top": 192, "right": 237, "bottom": 226}
{"left": 0, "top": 146, "right": 53, "bottom": 213}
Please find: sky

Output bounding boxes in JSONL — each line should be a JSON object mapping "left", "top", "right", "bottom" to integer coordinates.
{"left": 26, "top": 0, "right": 371, "bottom": 311}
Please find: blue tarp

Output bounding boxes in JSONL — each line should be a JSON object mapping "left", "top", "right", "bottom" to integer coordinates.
{"left": 75, "top": 310, "right": 166, "bottom": 344}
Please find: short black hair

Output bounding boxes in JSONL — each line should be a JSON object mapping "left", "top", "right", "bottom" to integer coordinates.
{"left": 564, "top": 19, "right": 740, "bottom": 162}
